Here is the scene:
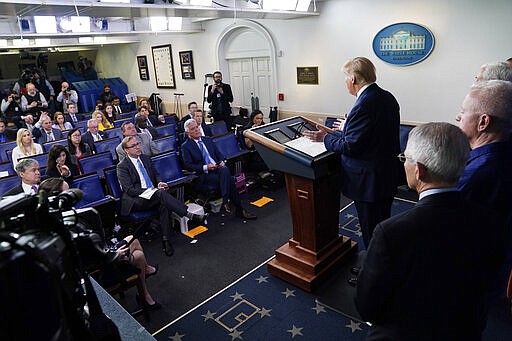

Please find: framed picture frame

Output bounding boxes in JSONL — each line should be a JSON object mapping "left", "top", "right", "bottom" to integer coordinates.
{"left": 137, "top": 55, "right": 149, "bottom": 81}
{"left": 296, "top": 66, "right": 319, "bottom": 85}
{"left": 179, "top": 50, "right": 195, "bottom": 80}
{"left": 151, "top": 44, "right": 176, "bottom": 88}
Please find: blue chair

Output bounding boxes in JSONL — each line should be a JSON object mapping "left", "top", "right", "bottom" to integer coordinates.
{"left": 0, "top": 141, "right": 17, "bottom": 163}
{"left": 153, "top": 135, "right": 177, "bottom": 154}
{"left": 0, "top": 174, "right": 21, "bottom": 196}
{"left": 61, "top": 130, "right": 70, "bottom": 139}
{"left": 94, "top": 136, "right": 121, "bottom": 162}
{"left": 103, "top": 166, "right": 157, "bottom": 226}
{"left": 399, "top": 124, "right": 415, "bottom": 153}
{"left": 70, "top": 173, "right": 114, "bottom": 209}
{"left": 164, "top": 115, "right": 176, "bottom": 125}
{"left": 104, "top": 127, "right": 124, "bottom": 141}
{"left": 73, "top": 120, "right": 88, "bottom": 133}
{"left": 155, "top": 124, "right": 176, "bottom": 137}
{"left": 79, "top": 151, "right": 114, "bottom": 178}
{"left": 208, "top": 121, "right": 228, "bottom": 137}
{"left": 42, "top": 139, "right": 67, "bottom": 153}
{"left": 114, "top": 117, "right": 134, "bottom": 128}
{"left": 0, "top": 161, "right": 15, "bottom": 177}
{"left": 213, "top": 133, "right": 250, "bottom": 160}
{"left": 150, "top": 151, "right": 197, "bottom": 188}
{"left": 18, "top": 153, "right": 48, "bottom": 168}
{"left": 120, "top": 111, "right": 136, "bottom": 120}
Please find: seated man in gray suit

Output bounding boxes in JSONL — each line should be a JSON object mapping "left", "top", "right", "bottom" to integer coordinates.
{"left": 32, "top": 113, "right": 64, "bottom": 144}
{"left": 4, "top": 158, "right": 41, "bottom": 196}
{"left": 355, "top": 122, "right": 503, "bottom": 340}
{"left": 117, "top": 136, "right": 207, "bottom": 257}
{"left": 116, "top": 121, "right": 159, "bottom": 162}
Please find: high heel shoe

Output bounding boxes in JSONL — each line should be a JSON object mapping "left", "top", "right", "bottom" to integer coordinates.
{"left": 146, "top": 264, "right": 159, "bottom": 278}
{"left": 162, "top": 240, "right": 174, "bottom": 257}
{"left": 136, "top": 293, "right": 162, "bottom": 310}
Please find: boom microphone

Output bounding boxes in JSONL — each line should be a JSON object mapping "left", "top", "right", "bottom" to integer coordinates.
{"left": 57, "top": 189, "right": 84, "bottom": 209}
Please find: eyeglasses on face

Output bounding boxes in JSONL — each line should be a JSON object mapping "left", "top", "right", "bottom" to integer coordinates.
{"left": 397, "top": 153, "right": 414, "bottom": 163}
{"left": 126, "top": 142, "right": 141, "bottom": 149}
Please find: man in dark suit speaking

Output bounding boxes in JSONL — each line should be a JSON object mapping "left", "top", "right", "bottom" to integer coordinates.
{"left": 117, "top": 136, "right": 207, "bottom": 256}
{"left": 305, "top": 57, "right": 401, "bottom": 249}
{"left": 355, "top": 122, "right": 503, "bottom": 340}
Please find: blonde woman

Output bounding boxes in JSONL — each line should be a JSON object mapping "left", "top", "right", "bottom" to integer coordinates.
{"left": 94, "top": 110, "right": 113, "bottom": 130}
{"left": 11, "top": 128, "right": 43, "bottom": 167}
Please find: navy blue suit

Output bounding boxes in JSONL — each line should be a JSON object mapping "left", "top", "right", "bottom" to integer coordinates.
{"left": 356, "top": 191, "right": 502, "bottom": 340}
{"left": 324, "top": 83, "right": 401, "bottom": 247}
{"left": 33, "top": 127, "right": 64, "bottom": 144}
{"left": 181, "top": 136, "right": 241, "bottom": 208}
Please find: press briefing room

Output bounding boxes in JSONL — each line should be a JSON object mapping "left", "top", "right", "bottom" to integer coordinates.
{"left": 0, "top": 0, "right": 511, "bottom": 340}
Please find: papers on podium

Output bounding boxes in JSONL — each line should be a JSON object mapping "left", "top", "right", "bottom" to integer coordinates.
{"left": 285, "top": 136, "right": 327, "bottom": 157}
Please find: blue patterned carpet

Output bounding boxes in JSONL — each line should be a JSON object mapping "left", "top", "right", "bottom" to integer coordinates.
{"left": 153, "top": 198, "right": 416, "bottom": 341}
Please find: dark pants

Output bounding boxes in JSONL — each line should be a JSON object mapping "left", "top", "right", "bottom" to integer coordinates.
{"left": 131, "top": 188, "right": 187, "bottom": 240}
{"left": 354, "top": 197, "right": 394, "bottom": 248}
{"left": 198, "top": 166, "right": 241, "bottom": 209}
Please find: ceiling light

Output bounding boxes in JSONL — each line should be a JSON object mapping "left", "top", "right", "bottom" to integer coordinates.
{"left": 296, "top": 0, "right": 311, "bottom": 12}
{"left": 262, "top": 0, "right": 296, "bottom": 10}
{"left": 99, "top": 0, "right": 130, "bottom": 3}
{"left": 150, "top": 17, "right": 168, "bottom": 31}
{"left": 13, "top": 39, "right": 30, "bottom": 47}
{"left": 70, "top": 16, "right": 91, "bottom": 33}
{"left": 79, "top": 36, "right": 93, "bottom": 44}
{"left": 0, "top": 39, "right": 8, "bottom": 47}
{"left": 168, "top": 17, "right": 182, "bottom": 31}
{"left": 35, "top": 38, "right": 51, "bottom": 46}
{"left": 94, "top": 36, "right": 107, "bottom": 43}
{"left": 34, "top": 16, "right": 57, "bottom": 34}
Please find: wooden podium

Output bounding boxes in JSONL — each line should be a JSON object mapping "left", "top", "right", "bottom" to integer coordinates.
{"left": 244, "top": 116, "right": 357, "bottom": 292}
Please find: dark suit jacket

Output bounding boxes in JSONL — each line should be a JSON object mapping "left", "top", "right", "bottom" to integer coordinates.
{"left": 3, "top": 183, "right": 23, "bottom": 196}
{"left": 81, "top": 130, "right": 107, "bottom": 153}
{"left": 181, "top": 136, "right": 225, "bottom": 174}
{"left": 33, "top": 127, "right": 64, "bottom": 144}
{"left": 116, "top": 154, "right": 161, "bottom": 216}
{"left": 65, "top": 113, "right": 85, "bottom": 127}
{"left": 324, "top": 83, "right": 401, "bottom": 202}
{"left": 355, "top": 191, "right": 503, "bottom": 340}
{"left": 136, "top": 126, "right": 158, "bottom": 140}
{"left": 207, "top": 83, "right": 233, "bottom": 121}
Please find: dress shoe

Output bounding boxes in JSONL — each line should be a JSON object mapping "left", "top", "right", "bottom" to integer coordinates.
{"left": 191, "top": 212, "right": 209, "bottom": 225}
{"left": 350, "top": 266, "right": 361, "bottom": 275}
{"left": 162, "top": 240, "right": 174, "bottom": 257}
{"left": 146, "top": 264, "right": 159, "bottom": 279}
{"left": 347, "top": 277, "right": 358, "bottom": 287}
{"left": 222, "top": 203, "right": 233, "bottom": 215}
{"left": 147, "top": 301, "right": 162, "bottom": 310}
{"left": 235, "top": 209, "right": 257, "bottom": 220}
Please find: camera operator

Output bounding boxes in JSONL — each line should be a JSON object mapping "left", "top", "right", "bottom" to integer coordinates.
{"left": 207, "top": 71, "right": 234, "bottom": 129}
{"left": 56, "top": 81, "right": 78, "bottom": 114}
{"left": 1, "top": 90, "right": 22, "bottom": 125}
{"left": 21, "top": 83, "right": 48, "bottom": 119}
{"left": 32, "top": 70, "right": 55, "bottom": 114}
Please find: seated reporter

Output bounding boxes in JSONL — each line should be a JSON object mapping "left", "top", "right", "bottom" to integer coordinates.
{"left": 3, "top": 158, "right": 41, "bottom": 196}
{"left": 355, "top": 122, "right": 503, "bottom": 340}
{"left": 181, "top": 119, "right": 256, "bottom": 220}
{"left": 38, "top": 177, "right": 161, "bottom": 310}
{"left": 46, "top": 145, "right": 79, "bottom": 185}
{"left": 116, "top": 136, "right": 207, "bottom": 256}
{"left": 66, "top": 128, "right": 93, "bottom": 174}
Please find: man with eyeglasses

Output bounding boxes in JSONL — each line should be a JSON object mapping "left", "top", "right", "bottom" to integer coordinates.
{"left": 82, "top": 119, "right": 106, "bottom": 153}
{"left": 456, "top": 80, "right": 512, "bottom": 298}
{"left": 356, "top": 122, "right": 502, "bottom": 340}
{"left": 116, "top": 122, "right": 159, "bottom": 162}
{"left": 304, "top": 57, "right": 401, "bottom": 250}
{"left": 117, "top": 136, "right": 207, "bottom": 256}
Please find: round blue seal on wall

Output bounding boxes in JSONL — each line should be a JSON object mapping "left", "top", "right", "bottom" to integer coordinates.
{"left": 373, "top": 22, "right": 435, "bottom": 66}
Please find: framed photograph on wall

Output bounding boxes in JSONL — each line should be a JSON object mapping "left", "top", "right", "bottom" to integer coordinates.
{"left": 151, "top": 44, "right": 176, "bottom": 88}
{"left": 137, "top": 55, "right": 149, "bottom": 81}
{"left": 297, "top": 66, "right": 319, "bottom": 85}
{"left": 179, "top": 50, "right": 195, "bottom": 79}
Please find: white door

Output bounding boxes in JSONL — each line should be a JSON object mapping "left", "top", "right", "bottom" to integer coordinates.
{"left": 228, "top": 56, "right": 274, "bottom": 114}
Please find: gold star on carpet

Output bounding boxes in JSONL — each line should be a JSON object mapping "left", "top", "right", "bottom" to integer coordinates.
{"left": 345, "top": 213, "right": 355, "bottom": 218}
{"left": 287, "top": 325, "right": 303, "bottom": 338}
{"left": 255, "top": 275, "right": 268, "bottom": 283}
{"left": 228, "top": 329, "right": 243, "bottom": 340}
{"left": 312, "top": 303, "right": 326, "bottom": 315}
{"left": 345, "top": 320, "right": 363, "bottom": 333}
{"left": 168, "top": 331, "right": 185, "bottom": 341}
{"left": 230, "top": 291, "right": 244, "bottom": 301}
{"left": 201, "top": 310, "right": 216, "bottom": 321}
{"left": 258, "top": 307, "right": 272, "bottom": 318}
{"left": 281, "top": 288, "right": 296, "bottom": 298}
